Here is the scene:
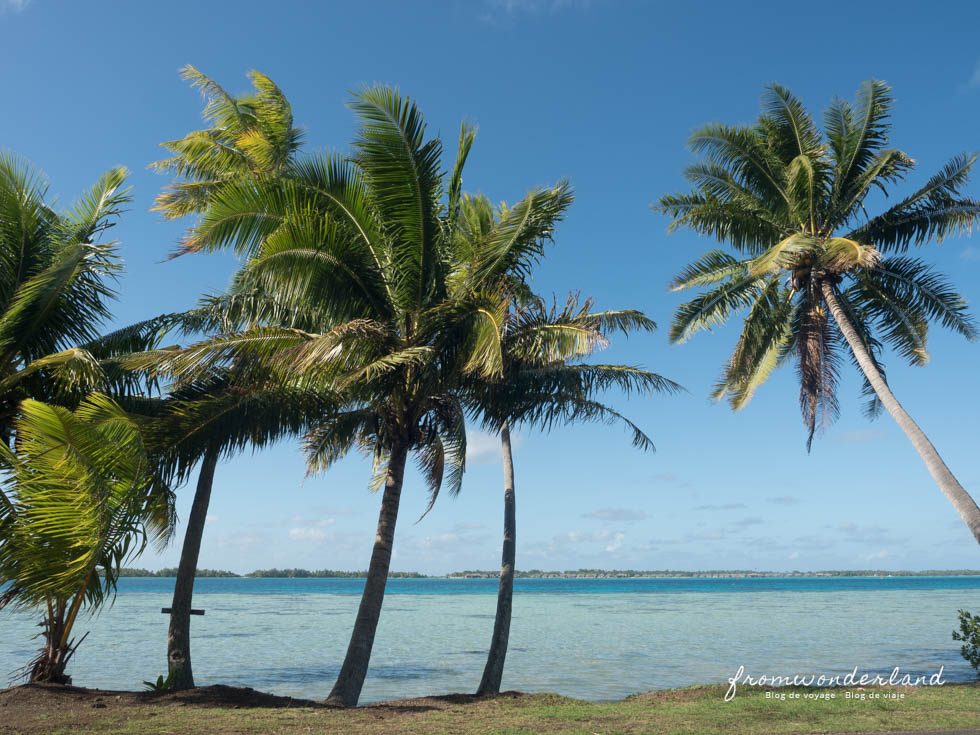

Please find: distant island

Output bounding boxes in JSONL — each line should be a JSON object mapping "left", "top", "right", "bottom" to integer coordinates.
{"left": 115, "top": 567, "right": 980, "bottom": 578}
{"left": 112, "top": 568, "right": 240, "bottom": 578}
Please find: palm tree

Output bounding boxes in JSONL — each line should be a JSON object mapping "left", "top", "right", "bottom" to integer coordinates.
{"left": 149, "top": 65, "right": 305, "bottom": 689}
{"left": 0, "top": 153, "right": 133, "bottom": 434}
{"left": 449, "top": 193, "right": 678, "bottom": 694}
{"left": 655, "top": 80, "right": 980, "bottom": 544}
{"left": 138, "top": 89, "right": 578, "bottom": 706}
{"left": 0, "top": 393, "right": 175, "bottom": 683}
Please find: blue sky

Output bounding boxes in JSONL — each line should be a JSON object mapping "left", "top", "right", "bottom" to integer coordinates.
{"left": 2, "top": 0, "right": 979, "bottom": 573}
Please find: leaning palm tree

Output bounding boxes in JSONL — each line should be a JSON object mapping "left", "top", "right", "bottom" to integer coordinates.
{"left": 132, "top": 88, "right": 576, "bottom": 706}
{"left": 148, "top": 64, "right": 306, "bottom": 689}
{"left": 655, "top": 80, "right": 980, "bottom": 544}
{"left": 449, "top": 193, "right": 678, "bottom": 694}
{"left": 0, "top": 393, "right": 174, "bottom": 683}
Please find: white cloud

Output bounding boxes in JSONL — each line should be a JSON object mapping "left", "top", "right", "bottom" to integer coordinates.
{"left": 0, "top": 0, "right": 31, "bottom": 12}
{"left": 789, "top": 551, "right": 800, "bottom": 560}
{"left": 961, "top": 246, "right": 980, "bottom": 261}
{"left": 288, "top": 527, "right": 326, "bottom": 542}
{"left": 583, "top": 508, "right": 647, "bottom": 522}
{"left": 478, "top": 0, "right": 589, "bottom": 25}
{"left": 866, "top": 550, "right": 888, "bottom": 562}
{"left": 604, "top": 532, "right": 625, "bottom": 552}
{"left": 312, "top": 518, "right": 336, "bottom": 527}
{"left": 969, "top": 59, "right": 980, "bottom": 89}
{"left": 205, "top": 515, "right": 219, "bottom": 525}
{"left": 483, "top": 0, "right": 581, "bottom": 15}
{"left": 767, "top": 495, "right": 800, "bottom": 505}
{"left": 731, "top": 516, "right": 764, "bottom": 530}
{"left": 693, "top": 503, "right": 747, "bottom": 511}
{"left": 838, "top": 523, "right": 908, "bottom": 545}
{"left": 466, "top": 428, "right": 524, "bottom": 464}
{"left": 452, "top": 521, "right": 485, "bottom": 531}
{"left": 215, "top": 532, "right": 266, "bottom": 550}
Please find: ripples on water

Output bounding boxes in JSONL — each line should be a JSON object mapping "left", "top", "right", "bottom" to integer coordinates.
{"left": 1, "top": 576, "right": 978, "bottom": 702}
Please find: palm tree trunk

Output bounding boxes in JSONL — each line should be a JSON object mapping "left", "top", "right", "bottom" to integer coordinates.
{"left": 326, "top": 441, "right": 409, "bottom": 707}
{"left": 476, "top": 421, "right": 516, "bottom": 696}
{"left": 821, "top": 280, "right": 980, "bottom": 545}
{"left": 167, "top": 450, "right": 219, "bottom": 690}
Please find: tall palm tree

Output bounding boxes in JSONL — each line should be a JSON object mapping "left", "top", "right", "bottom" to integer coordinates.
{"left": 655, "top": 80, "right": 980, "bottom": 544}
{"left": 449, "top": 193, "right": 678, "bottom": 694}
{"left": 0, "top": 393, "right": 175, "bottom": 683}
{"left": 136, "top": 88, "right": 575, "bottom": 706}
{"left": 149, "top": 65, "right": 306, "bottom": 689}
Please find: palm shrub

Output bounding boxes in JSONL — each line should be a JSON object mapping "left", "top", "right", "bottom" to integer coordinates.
{"left": 0, "top": 394, "right": 174, "bottom": 683}
{"left": 655, "top": 80, "right": 980, "bottom": 543}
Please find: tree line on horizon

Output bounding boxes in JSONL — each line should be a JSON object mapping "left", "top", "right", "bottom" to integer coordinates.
{"left": 111, "top": 567, "right": 980, "bottom": 578}
{"left": 0, "top": 69, "right": 978, "bottom": 705}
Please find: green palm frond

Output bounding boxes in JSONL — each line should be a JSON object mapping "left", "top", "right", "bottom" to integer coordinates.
{"left": 865, "top": 257, "right": 977, "bottom": 340}
{"left": 713, "top": 277, "right": 794, "bottom": 409}
{"left": 825, "top": 80, "right": 895, "bottom": 220}
{"left": 461, "top": 182, "right": 574, "bottom": 291}
{"left": 655, "top": 192, "right": 788, "bottom": 254}
{"left": 0, "top": 394, "right": 174, "bottom": 611}
{"left": 350, "top": 86, "right": 443, "bottom": 316}
{"left": 847, "top": 153, "right": 980, "bottom": 253}
{"left": 669, "top": 250, "right": 746, "bottom": 291}
{"left": 448, "top": 122, "right": 477, "bottom": 228}
{"left": 669, "top": 273, "right": 766, "bottom": 343}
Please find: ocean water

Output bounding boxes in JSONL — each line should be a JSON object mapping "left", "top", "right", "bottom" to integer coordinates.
{"left": 1, "top": 576, "right": 978, "bottom": 703}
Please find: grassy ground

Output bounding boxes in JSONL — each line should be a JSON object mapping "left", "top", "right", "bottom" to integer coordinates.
{"left": 2, "top": 681, "right": 978, "bottom": 734}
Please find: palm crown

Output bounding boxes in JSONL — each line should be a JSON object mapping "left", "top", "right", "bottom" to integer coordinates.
{"left": 151, "top": 65, "right": 303, "bottom": 233}
{"left": 657, "top": 80, "right": 978, "bottom": 447}
{"left": 451, "top": 193, "right": 676, "bottom": 447}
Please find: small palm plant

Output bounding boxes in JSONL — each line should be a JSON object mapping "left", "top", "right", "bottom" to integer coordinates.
{"left": 0, "top": 394, "right": 174, "bottom": 683}
{"left": 655, "top": 80, "right": 980, "bottom": 544}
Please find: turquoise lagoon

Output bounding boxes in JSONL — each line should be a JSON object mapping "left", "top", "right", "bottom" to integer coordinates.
{"left": 1, "top": 576, "right": 978, "bottom": 703}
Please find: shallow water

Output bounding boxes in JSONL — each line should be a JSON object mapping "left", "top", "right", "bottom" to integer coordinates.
{"left": 1, "top": 576, "right": 977, "bottom": 703}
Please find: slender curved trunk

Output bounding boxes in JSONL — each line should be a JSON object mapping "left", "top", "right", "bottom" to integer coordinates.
{"left": 326, "top": 441, "right": 409, "bottom": 707}
{"left": 822, "top": 280, "right": 980, "bottom": 544}
{"left": 477, "top": 421, "right": 516, "bottom": 696}
{"left": 167, "top": 450, "right": 219, "bottom": 690}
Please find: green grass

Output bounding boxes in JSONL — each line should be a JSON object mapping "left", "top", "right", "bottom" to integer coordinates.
{"left": 16, "top": 683, "right": 980, "bottom": 735}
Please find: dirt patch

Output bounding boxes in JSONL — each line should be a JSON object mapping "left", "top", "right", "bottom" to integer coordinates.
{"left": 0, "top": 682, "right": 533, "bottom": 733}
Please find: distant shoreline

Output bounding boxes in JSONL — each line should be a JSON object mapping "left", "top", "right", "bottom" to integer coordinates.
{"left": 115, "top": 567, "right": 980, "bottom": 579}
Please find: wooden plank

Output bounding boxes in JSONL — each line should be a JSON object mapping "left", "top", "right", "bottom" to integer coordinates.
{"left": 160, "top": 607, "right": 205, "bottom": 615}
